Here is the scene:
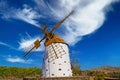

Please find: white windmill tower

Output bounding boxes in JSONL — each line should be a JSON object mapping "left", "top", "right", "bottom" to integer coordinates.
{"left": 24, "top": 11, "right": 73, "bottom": 78}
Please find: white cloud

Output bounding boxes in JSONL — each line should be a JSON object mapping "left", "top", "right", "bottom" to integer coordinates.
{"left": 7, "top": 57, "right": 24, "bottom": 63}
{"left": 1, "top": 3, "right": 42, "bottom": 27}
{"left": 44, "top": 0, "right": 118, "bottom": 45}
{"left": 13, "top": 5, "right": 42, "bottom": 27}
{"left": 6, "top": 56, "right": 32, "bottom": 63}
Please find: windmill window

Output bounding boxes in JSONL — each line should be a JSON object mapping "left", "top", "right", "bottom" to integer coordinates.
{"left": 58, "top": 68, "right": 62, "bottom": 71}
{"left": 64, "top": 61, "right": 66, "bottom": 63}
{"left": 55, "top": 45, "right": 57, "bottom": 47}
{"left": 53, "top": 62, "right": 55, "bottom": 64}
{"left": 63, "top": 73, "right": 65, "bottom": 75}
{"left": 46, "top": 69, "right": 48, "bottom": 71}
{"left": 63, "top": 50, "right": 65, "bottom": 52}
{"left": 68, "top": 69, "right": 69, "bottom": 71}
{"left": 52, "top": 74, "right": 54, "bottom": 76}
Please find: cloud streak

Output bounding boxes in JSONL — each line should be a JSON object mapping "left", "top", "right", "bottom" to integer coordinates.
{"left": 6, "top": 56, "right": 32, "bottom": 63}
{"left": 0, "top": 1, "right": 42, "bottom": 27}
{"left": 0, "top": 41, "right": 17, "bottom": 50}
{"left": 13, "top": 5, "right": 42, "bottom": 27}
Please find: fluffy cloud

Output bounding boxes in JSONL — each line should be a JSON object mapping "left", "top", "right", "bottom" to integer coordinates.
{"left": 6, "top": 56, "right": 32, "bottom": 63}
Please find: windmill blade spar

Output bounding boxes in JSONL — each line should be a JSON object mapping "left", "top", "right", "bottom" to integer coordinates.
{"left": 50, "top": 10, "right": 74, "bottom": 33}
{"left": 24, "top": 46, "right": 36, "bottom": 58}
{"left": 42, "top": 25, "right": 48, "bottom": 34}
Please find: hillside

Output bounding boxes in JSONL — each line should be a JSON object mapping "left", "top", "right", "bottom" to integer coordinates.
{"left": 90, "top": 66, "right": 120, "bottom": 72}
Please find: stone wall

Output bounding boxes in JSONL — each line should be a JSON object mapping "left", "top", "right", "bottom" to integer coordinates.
{"left": 23, "top": 76, "right": 94, "bottom": 80}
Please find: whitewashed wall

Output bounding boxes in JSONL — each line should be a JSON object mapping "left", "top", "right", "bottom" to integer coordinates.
{"left": 42, "top": 43, "right": 72, "bottom": 77}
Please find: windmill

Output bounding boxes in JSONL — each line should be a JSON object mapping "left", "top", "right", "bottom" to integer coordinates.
{"left": 24, "top": 11, "right": 74, "bottom": 77}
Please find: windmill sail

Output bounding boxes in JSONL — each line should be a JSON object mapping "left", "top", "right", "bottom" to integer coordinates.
{"left": 24, "top": 37, "right": 45, "bottom": 58}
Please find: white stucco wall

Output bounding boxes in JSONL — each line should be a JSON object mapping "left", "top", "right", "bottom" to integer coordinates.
{"left": 42, "top": 43, "right": 72, "bottom": 77}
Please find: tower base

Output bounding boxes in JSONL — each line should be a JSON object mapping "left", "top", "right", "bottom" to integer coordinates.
{"left": 23, "top": 76, "right": 93, "bottom": 80}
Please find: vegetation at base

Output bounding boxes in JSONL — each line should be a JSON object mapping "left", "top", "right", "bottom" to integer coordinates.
{"left": 0, "top": 66, "right": 42, "bottom": 79}
{"left": 71, "top": 58, "right": 120, "bottom": 80}
{"left": 71, "top": 58, "right": 81, "bottom": 76}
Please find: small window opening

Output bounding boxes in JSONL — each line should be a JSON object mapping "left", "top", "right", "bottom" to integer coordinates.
{"left": 58, "top": 68, "right": 62, "bottom": 71}
{"left": 52, "top": 74, "right": 54, "bottom": 76}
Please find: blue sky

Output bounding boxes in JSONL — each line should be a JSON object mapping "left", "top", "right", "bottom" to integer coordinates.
{"left": 0, "top": 0, "right": 120, "bottom": 70}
